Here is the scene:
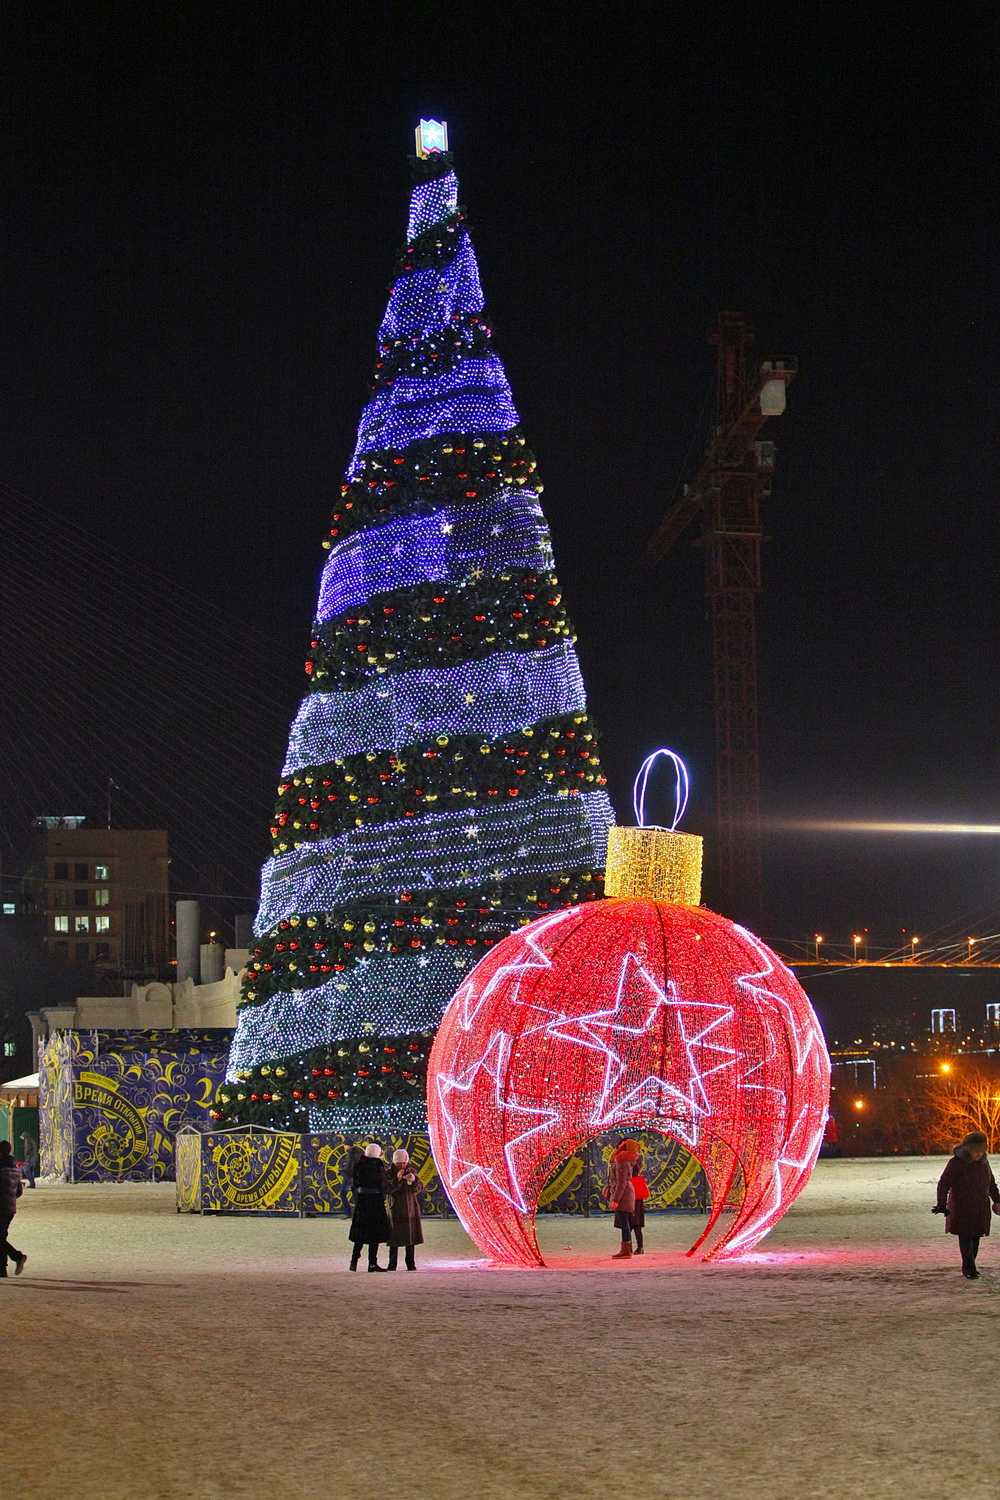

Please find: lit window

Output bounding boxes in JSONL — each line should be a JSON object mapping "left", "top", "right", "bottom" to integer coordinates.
{"left": 53, "top": 863, "right": 69, "bottom": 880}
{"left": 74, "top": 889, "right": 88, "bottom": 907}
{"left": 2, "top": 1041, "right": 14, "bottom": 1057}
{"left": 54, "top": 888, "right": 69, "bottom": 907}
{"left": 94, "top": 888, "right": 110, "bottom": 907}
{"left": 95, "top": 915, "right": 110, "bottom": 933}
{"left": 988, "top": 1004, "right": 1000, "bottom": 1026}
{"left": 74, "top": 863, "right": 88, "bottom": 881}
{"left": 54, "top": 915, "right": 69, "bottom": 933}
{"left": 2, "top": 902, "right": 14, "bottom": 916}
{"left": 94, "top": 864, "right": 109, "bottom": 881}
{"left": 75, "top": 915, "right": 90, "bottom": 933}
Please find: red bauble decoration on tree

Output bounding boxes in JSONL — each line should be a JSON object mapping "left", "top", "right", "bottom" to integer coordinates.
{"left": 428, "top": 898, "right": 830, "bottom": 1264}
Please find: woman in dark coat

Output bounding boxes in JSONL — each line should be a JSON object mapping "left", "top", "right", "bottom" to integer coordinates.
{"left": 349, "top": 1143, "right": 391, "bottom": 1272}
{"left": 606, "top": 1139, "right": 640, "bottom": 1259}
{"left": 0, "top": 1139, "right": 27, "bottom": 1277}
{"left": 934, "top": 1131, "right": 1000, "bottom": 1279}
{"left": 386, "top": 1148, "right": 424, "bottom": 1271}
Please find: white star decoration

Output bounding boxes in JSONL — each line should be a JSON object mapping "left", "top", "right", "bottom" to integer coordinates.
{"left": 435, "top": 1032, "right": 560, "bottom": 1212}
{"left": 546, "top": 954, "right": 739, "bottom": 1147}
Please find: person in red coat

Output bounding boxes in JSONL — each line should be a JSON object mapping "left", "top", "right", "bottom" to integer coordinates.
{"left": 606, "top": 1139, "right": 640, "bottom": 1260}
{"left": 934, "top": 1131, "right": 1000, "bottom": 1279}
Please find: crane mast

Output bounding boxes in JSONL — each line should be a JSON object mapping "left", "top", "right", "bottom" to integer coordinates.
{"left": 648, "top": 313, "right": 795, "bottom": 928}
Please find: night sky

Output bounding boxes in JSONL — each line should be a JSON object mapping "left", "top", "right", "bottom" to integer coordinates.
{"left": 0, "top": 3, "right": 997, "bottom": 949}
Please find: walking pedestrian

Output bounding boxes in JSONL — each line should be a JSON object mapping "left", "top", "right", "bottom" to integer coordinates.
{"left": 934, "top": 1131, "right": 1000, "bottom": 1279}
{"left": 348, "top": 1143, "right": 391, "bottom": 1272}
{"left": 20, "top": 1132, "right": 38, "bottom": 1188}
{"left": 606, "top": 1139, "right": 641, "bottom": 1259}
{"left": 0, "top": 1139, "right": 27, "bottom": 1277}
{"left": 386, "top": 1148, "right": 423, "bottom": 1270}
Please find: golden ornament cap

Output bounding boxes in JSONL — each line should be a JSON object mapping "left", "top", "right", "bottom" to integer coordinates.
{"left": 604, "top": 826, "right": 703, "bottom": 905}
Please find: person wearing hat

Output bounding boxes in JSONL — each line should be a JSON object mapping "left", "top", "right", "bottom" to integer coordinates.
{"left": 385, "top": 1147, "right": 424, "bottom": 1271}
{"left": 933, "top": 1131, "right": 1000, "bottom": 1279}
{"left": 0, "top": 1139, "right": 27, "bottom": 1277}
{"left": 606, "top": 1139, "right": 641, "bottom": 1259}
{"left": 348, "top": 1143, "right": 391, "bottom": 1272}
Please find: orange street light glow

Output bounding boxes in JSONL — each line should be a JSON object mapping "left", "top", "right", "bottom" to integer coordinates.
{"left": 854, "top": 1099, "right": 864, "bottom": 1109}
{"left": 940, "top": 1063, "right": 952, "bottom": 1073}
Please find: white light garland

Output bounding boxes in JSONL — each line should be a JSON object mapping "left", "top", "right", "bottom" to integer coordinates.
{"left": 283, "top": 643, "right": 587, "bottom": 770}
{"left": 255, "top": 789, "right": 614, "bottom": 935}
{"left": 228, "top": 949, "right": 472, "bottom": 1082}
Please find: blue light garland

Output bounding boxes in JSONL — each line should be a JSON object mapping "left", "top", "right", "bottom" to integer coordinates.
{"left": 315, "top": 492, "right": 551, "bottom": 621}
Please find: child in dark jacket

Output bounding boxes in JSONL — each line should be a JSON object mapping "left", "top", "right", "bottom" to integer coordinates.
{"left": 0, "top": 1139, "right": 27, "bottom": 1277}
{"left": 934, "top": 1131, "right": 1000, "bottom": 1279}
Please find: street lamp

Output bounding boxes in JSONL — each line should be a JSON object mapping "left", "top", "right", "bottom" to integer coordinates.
{"left": 968, "top": 936, "right": 975, "bottom": 963}
{"left": 853, "top": 934, "right": 862, "bottom": 962}
{"left": 814, "top": 933, "right": 823, "bottom": 961}
{"left": 911, "top": 936, "right": 919, "bottom": 962}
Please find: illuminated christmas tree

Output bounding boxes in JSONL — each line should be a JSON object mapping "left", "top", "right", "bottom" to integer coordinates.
{"left": 222, "top": 123, "right": 614, "bottom": 1132}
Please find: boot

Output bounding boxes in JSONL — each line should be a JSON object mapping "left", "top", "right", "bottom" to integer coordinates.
{"left": 387, "top": 1249, "right": 399, "bottom": 1271}
{"left": 612, "top": 1243, "right": 633, "bottom": 1259}
{"left": 405, "top": 1248, "right": 416, "bottom": 1270}
{"left": 349, "top": 1250, "right": 361, "bottom": 1271}
{"left": 634, "top": 1231, "right": 644, "bottom": 1256}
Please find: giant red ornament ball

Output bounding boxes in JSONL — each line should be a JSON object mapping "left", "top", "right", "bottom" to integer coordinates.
{"left": 428, "top": 898, "right": 830, "bottom": 1263}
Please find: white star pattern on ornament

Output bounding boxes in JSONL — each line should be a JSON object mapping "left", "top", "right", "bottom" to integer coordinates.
{"left": 732, "top": 926, "right": 827, "bottom": 1078}
{"left": 545, "top": 953, "right": 739, "bottom": 1147}
{"left": 441, "top": 522, "right": 453, "bottom": 534}
{"left": 449, "top": 907, "right": 579, "bottom": 1035}
{"left": 435, "top": 1031, "right": 560, "bottom": 1213}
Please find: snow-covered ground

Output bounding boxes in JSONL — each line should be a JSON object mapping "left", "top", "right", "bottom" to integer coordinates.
{"left": 4, "top": 1157, "right": 996, "bottom": 1499}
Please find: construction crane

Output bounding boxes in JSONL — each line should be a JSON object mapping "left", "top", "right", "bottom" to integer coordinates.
{"left": 648, "top": 312, "right": 795, "bottom": 928}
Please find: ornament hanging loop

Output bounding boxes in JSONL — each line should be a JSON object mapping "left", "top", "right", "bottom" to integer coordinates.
{"left": 632, "top": 749, "right": 689, "bottom": 832}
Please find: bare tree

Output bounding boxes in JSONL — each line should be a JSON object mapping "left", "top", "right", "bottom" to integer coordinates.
{"left": 923, "top": 1064, "right": 1000, "bottom": 1151}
